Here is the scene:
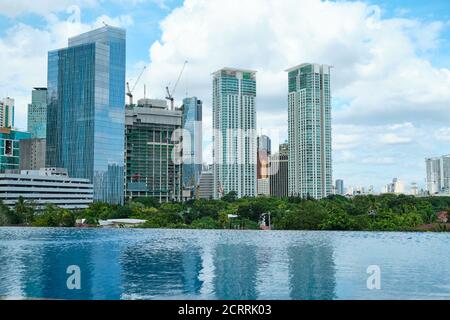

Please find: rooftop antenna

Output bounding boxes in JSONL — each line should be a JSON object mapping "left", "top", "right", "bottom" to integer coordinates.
{"left": 144, "top": 84, "right": 147, "bottom": 100}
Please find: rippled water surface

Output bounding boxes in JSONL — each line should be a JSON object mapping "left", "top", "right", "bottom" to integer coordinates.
{"left": 0, "top": 227, "right": 449, "bottom": 300}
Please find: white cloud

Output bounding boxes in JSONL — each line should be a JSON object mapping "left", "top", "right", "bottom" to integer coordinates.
{"left": 137, "top": 0, "right": 449, "bottom": 188}
{"left": 378, "top": 133, "right": 412, "bottom": 145}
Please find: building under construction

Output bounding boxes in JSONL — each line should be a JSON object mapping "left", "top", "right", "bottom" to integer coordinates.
{"left": 125, "top": 99, "right": 183, "bottom": 202}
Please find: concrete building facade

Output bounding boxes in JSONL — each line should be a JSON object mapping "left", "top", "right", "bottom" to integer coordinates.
{"left": 125, "top": 99, "right": 182, "bottom": 202}
{"left": 0, "top": 168, "right": 93, "bottom": 209}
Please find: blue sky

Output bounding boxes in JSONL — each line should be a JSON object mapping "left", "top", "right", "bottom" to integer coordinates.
{"left": 0, "top": 0, "right": 449, "bottom": 192}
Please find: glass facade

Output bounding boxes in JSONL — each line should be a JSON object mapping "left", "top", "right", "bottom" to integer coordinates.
{"left": 27, "top": 88, "right": 47, "bottom": 139}
{"left": 46, "top": 26, "right": 126, "bottom": 204}
{"left": 181, "top": 97, "right": 202, "bottom": 194}
{"left": 0, "top": 128, "right": 31, "bottom": 172}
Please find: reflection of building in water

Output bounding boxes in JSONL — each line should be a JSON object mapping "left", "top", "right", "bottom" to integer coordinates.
{"left": 288, "top": 243, "right": 336, "bottom": 300}
{"left": 213, "top": 244, "right": 258, "bottom": 299}
{"left": 120, "top": 244, "right": 203, "bottom": 298}
{"left": 36, "top": 240, "right": 95, "bottom": 300}
{"left": 90, "top": 242, "right": 122, "bottom": 299}
{"left": 0, "top": 246, "right": 29, "bottom": 298}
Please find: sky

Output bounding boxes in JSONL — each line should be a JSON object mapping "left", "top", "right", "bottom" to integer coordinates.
{"left": 0, "top": 0, "right": 449, "bottom": 192}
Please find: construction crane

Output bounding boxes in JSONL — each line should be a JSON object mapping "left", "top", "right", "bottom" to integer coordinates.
{"left": 126, "top": 66, "right": 146, "bottom": 105}
{"left": 166, "top": 60, "right": 188, "bottom": 110}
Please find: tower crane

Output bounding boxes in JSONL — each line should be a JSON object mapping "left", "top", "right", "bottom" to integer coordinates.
{"left": 165, "top": 60, "right": 188, "bottom": 110}
{"left": 126, "top": 66, "right": 146, "bottom": 105}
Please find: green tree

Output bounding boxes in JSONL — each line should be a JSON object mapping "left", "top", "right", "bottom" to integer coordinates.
{"left": 222, "top": 191, "right": 238, "bottom": 203}
{"left": 274, "top": 200, "right": 327, "bottom": 230}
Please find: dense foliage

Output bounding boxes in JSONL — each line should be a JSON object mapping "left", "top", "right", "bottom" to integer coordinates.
{"left": 0, "top": 193, "right": 449, "bottom": 231}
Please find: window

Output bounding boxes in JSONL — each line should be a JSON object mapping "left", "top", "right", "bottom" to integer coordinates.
{"left": 4, "top": 140, "right": 13, "bottom": 156}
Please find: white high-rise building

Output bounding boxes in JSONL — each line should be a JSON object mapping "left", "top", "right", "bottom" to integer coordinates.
{"left": 212, "top": 68, "right": 257, "bottom": 199}
{"left": 426, "top": 155, "right": 450, "bottom": 194}
{"left": 384, "top": 178, "right": 405, "bottom": 194}
{"left": 0, "top": 97, "right": 14, "bottom": 128}
{"left": 426, "top": 157, "right": 442, "bottom": 194}
{"left": 441, "top": 155, "right": 450, "bottom": 193}
{"left": 287, "top": 63, "right": 332, "bottom": 199}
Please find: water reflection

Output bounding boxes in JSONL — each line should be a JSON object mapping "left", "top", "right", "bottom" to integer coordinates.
{"left": 120, "top": 240, "right": 203, "bottom": 299}
{"left": 213, "top": 244, "right": 258, "bottom": 299}
{"left": 0, "top": 228, "right": 449, "bottom": 300}
{"left": 288, "top": 241, "right": 336, "bottom": 300}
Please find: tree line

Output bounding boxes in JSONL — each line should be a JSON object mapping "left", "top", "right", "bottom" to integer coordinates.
{"left": 0, "top": 193, "right": 449, "bottom": 231}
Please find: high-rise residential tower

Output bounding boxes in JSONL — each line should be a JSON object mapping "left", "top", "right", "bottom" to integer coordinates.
{"left": 181, "top": 97, "right": 203, "bottom": 198}
{"left": 212, "top": 68, "right": 257, "bottom": 199}
{"left": 0, "top": 97, "right": 14, "bottom": 128}
{"left": 441, "top": 155, "right": 450, "bottom": 193}
{"left": 46, "top": 26, "right": 126, "bottom": 204}
{"left": 27, "top": 88, "right": 47, "bottom": 138}
{"left": 287, "top": 63, "right": 332, "bottom": 199}
{"left": 426, "top": 155, "right": 450, "bottom": 194}
{"left": 426, "top": 157, "right": 441, "bottom": 194}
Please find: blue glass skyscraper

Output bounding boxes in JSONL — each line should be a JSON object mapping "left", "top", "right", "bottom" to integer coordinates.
{"left": 46, "top": 26, "right": 126, "bottom": 204}
{"left": 181, "top": 97, "right": 202, "bottom": 196}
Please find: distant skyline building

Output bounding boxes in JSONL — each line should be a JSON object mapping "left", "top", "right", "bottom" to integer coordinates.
{"left": 426, "top": 155, "right": 450, "bottom": 194}
{"left": 335, "top": 179, "right": 344, "bottom": 196}
{"left": 27, "top": 88, "right": 47, "bottom": 138}
{"left": 19, "top": 138, "right": 46, "bottom": 171}
{"left": 269, "top": 143, "right": 288, "bottom": 198}
{"left": 197, "top": 170, "right": 214, "bottom": 200}
{"left": 212, "top": 68, "right": 257, "bottom": 199}
{"left": 426, "top": 157, "right": 442, "bottom": 194}
{"left": 0, "top": 97, "right": 14, "bottom": 128}
{"left": 125, "top": 99, "right": 182, "bottom": 202}
{"left": 257, "top": 134, "right": 271, "bottom": 179}
{"left": 181, "top": 97, "right": 203, "bottom": 198}
{"left": 384, "top": 178, "right": 405, "bottom": 194}
{"left": 441, "top": 155, "right": 450, "bottom": 193}
{"left": 257, "top": 178, "right": 270, "bottom": 196}
{"left": 46, "top": 26, "right": 126, "bottom": 204}
{"left": 0, "top": 128, "right": 31, "bottom": 173}
{"left": 287, "top": 63, "right": 332, "bottom": 199}
{"left": 258, "top": 135, "right": 271, "bottom": 154}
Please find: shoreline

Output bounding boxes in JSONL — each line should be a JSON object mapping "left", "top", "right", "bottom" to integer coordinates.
{"left": 1, "top": 224, "right": 449, "bottom": 232}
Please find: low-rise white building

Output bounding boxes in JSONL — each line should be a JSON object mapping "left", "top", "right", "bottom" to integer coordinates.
{"left": 0, "top": 168, "right": 93, "bottom": 210}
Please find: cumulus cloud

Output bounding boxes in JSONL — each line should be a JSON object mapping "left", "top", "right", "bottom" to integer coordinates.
{"left": 137, "top": 0, "right": 449, "bottom": 189}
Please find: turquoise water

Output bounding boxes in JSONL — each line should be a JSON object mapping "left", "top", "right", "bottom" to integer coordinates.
{"left": 0, "top": 227, "right": 449, "bottom": 300}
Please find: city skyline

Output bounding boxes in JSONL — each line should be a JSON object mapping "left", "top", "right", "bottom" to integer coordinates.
{"left": 0, "top": 0, "right": 449, "bottom": 191}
